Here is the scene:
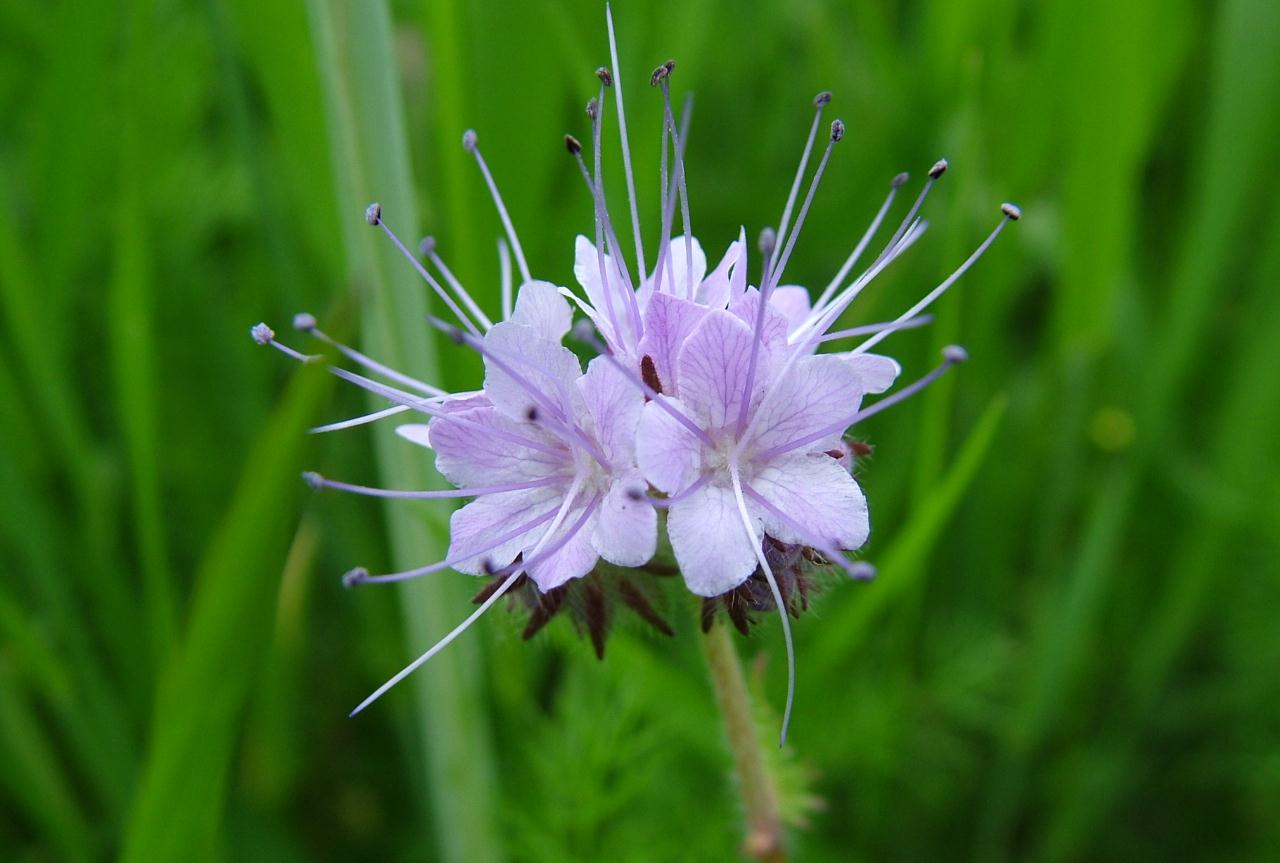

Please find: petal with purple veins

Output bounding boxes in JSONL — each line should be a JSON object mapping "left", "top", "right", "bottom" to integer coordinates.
{"left": 750, "top": 452, "right": 869, "bottom": 551}
{"left": 668, "top": 483, "right": 760, "bottom": 597}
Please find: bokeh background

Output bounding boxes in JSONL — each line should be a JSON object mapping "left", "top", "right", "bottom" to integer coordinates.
{"left": 2, "top": 0, "right": 1279, "bottom": 860}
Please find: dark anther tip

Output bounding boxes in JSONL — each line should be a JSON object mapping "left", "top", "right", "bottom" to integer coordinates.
{"left": 364, "top": 202, "right": 382, "bottom": 225}
{"left": 565, "top": 134, "right": 583, "bottom": 155}
{"left": 595, "top": 66, "right": 613, "bottom": 87}
{"left": 342, "top": 567, "right": 369, "bottom": 589}
{"left": 814, "top": 90, "right": 832, "bottom": 108}
{"left": 929, "top": 158, "right": 949, "bottom": 179}
{"left": 1001, "top": 202, "right": 1023, "bottom": 221}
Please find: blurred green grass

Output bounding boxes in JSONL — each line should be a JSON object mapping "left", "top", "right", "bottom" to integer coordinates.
{"left": 1, "top": 0, "right": 1278, "bottom": 861}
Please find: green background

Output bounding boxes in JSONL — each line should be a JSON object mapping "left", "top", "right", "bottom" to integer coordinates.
{"left": 2, "top": 0, "right": 1278, "bottom": 860}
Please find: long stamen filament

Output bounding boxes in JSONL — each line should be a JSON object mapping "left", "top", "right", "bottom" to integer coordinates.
{"left": 422, "top": 239, "right": 494, "bottom": 330}
{"left": 854, "top": 208, "right": 1015, "bottom": 356}
{"left": 728, "top": 462, "right": 795, "bottom": 748}
{"left": 304, "top": 472, "right": 563, "bottom": 500}
{"left": 297, "top": 315, "right": 446, "bottom": 397}
{"left": 606, "top": 3, "right": 647, "bottom": 283}
{"left": 365, "top": 207, "right": 485, "bottom": 339}
{"left": 809, "top": 173, "right": 907, "bottom": 315}
{"left": 463, "top": 132, "right": 533, "bottom": 285}
{"left": 768, "top": 91, "right": 829, "bottom": 286}
{"left": 498, "top": 237, "right": 513, "bottom": 321}
{"left": 742, "top": 486, "right": 875, "bottom": 582}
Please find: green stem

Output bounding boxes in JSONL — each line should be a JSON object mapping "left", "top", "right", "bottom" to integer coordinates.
{"left": 699, "top": 615, "right": 787, "bottom": 863}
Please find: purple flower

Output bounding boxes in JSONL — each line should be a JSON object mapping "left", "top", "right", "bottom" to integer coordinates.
{"left": 251, "top": 5, "right": 1020, "bottom": 737}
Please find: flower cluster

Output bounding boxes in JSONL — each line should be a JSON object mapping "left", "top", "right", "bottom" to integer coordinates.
{"left": 253, "top": 8, "right": 1018, "bottom": 742}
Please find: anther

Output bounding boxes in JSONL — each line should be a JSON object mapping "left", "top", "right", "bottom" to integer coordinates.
{"left": 595, "top": 66, "right": 613, "bottom": 87}
{"left": 892, "top": 172, "right": 910, "bottom": 188}
{"left": 571, "top": 318, "right": 597, "bottom": 344}
{"left": 625, "top": 487, "right": 645, "bottom": 502}
{"left": 250, "top": 323, "right": 275, "bottom": 345}
{"left": 847, "top": 562, "right": 876, "bottom": 582}
{"left": 564, "top": 134, "right": 583, "bottom": 155}
{"left": 525, "top": 406, "right": 540, "bottom": 422}
{"left": 928, "top": 159, "right": 949, "bottom": 179}
{"left": 461, "top": 129, "right": 477, "bottom": 152}
{"left": 1001, "top": 202, "right": 1023, "bottom": 221}
{"left": 814, "top": 90, "right": 832, "bottom": 108}
{"left": 586, "top": 97, "right": 599, "bottom": 120}
{"left": 417, "top": 235, "right": 436, "bottom": 256}
{"left": 758, "top": 226, "right": 777, "bottom": 259}
{"left": 364, "top": 202, "right": 382, "bottom": 225}
{"left": 292, "top": 312, "right": 317, "bottom": 332}
{"left": 650, "top": 61, "right": 674, "bottom": 86}
{"left": 943, "top": 344, "right": 969, "bottom": 364}
{"left": 342, "top": 567, "right": 369, "bottom": 589}
{"left": 302, "top": 470, "right": 324, "bottom": 489}
{"left": 830, "top": 119, "right": 846, "bottom": 142}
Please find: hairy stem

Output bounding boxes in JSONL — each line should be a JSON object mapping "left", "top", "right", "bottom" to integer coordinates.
{"left": 699, "top": 613, "right": 787, "bottom": 862}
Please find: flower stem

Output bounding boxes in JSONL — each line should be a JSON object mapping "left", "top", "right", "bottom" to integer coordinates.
{"left": 699, "top": 614, "right": 788, "bottom": 862}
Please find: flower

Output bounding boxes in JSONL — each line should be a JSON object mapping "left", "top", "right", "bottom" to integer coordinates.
{"left": 252, "top": 5, "right": 1019, "bottom": 741}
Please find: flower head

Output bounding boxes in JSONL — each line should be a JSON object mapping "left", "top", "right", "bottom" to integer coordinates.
{"left": 252, "top": 5, "right": 1018, "bottom": 743}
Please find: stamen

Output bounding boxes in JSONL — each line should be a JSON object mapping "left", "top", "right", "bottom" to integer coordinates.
{"left": 497, "top": 237, "right": 513, "bottom": 321}
{"left": 815, "top": 314, "right": 933, "bottom": 343}
{"left": 766, "top": 91, "right": 831, "bottom": 286}
{"left": 756, "top": 345, "right": 968, "bottom": 460}
{"left": 365, "top": 205, "right": 485, "bottom": 338}
{"left": 308, "top": 404, "right": 411, "bottom": 434}
{"left": 737, "top": 119, "right": 843, "bottom": 436}
{"left": 420, "top": 237, "right": 494, "bottom": 330}
{"left": 258, "top": 327, "right": 564, "bottom": 456}
{"left": 297, "top": 313, "right": 447, "bottom": 397}
{"left": 348, "top": 506, "right": 561, "bottom": 587}
{"left": 586, "top": 85, "right": 631, "bottom": 348}
{"left": 854, "top": 206, "right": 1017, "bottom": 356}
{"left": 758, "top": 227, "right": 776, "bottom": 286}
{"left": 606, "top": 4, "right": 647, "bottom": 284}
{"left": 870, "top": 159, "right": 946, "bottom": 269}
{"left": 303, "top": 471, "right": 563, "bottom": 500}
{"left": 463, "top": 131, "right": 533, "bottom": 285}
{"left": 809, "top": 172, "right": 908, "bottom": 316}
{"left": 650, "top": 85, "right": 694, "bottom": 300}
{"left": 658, "top": 75, "right": 694, "bottom": 299}
{"left": 728, "top": 462, "right": 795, "bottom": 747}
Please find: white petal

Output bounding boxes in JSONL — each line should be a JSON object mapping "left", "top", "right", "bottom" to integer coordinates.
{"left": 395, "top": 423, "right": 432, "bottom": 449}
{"left": 752, "top": 453, "right": 869, "bottom": 550}
{"left": 526, "top": 507, "right": 601, "bottom": 591}
{"left": 668, "top": 483, "right": 760, "bottom": 596}
{"left": 592, "top": 472, "right": 657, "bottom": 567}
{"left": 676, "top": 309, "right": 760, "bottom": 431}
{"left": 447, "top": 486, "right": 563, "bottom": 574}
{"left": 430, "top": 405, "right": 565, "bottom": 488}
{"left": 635, "top": 400, "right": 702, "bottom": 493}
{"left": 748, "top": 353, "right": 862, "bottom": 455}
{"left": 482, "top": 321, "right": 584, "bottom": 422}
{"left": 509, "top": 279, "right": 572, "bottom": 341}
{"left": 844, "top": 352, "right": 901, "bottom": 394}
{"left": 575, "top": 355, "right": 644, "bottom": 463}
